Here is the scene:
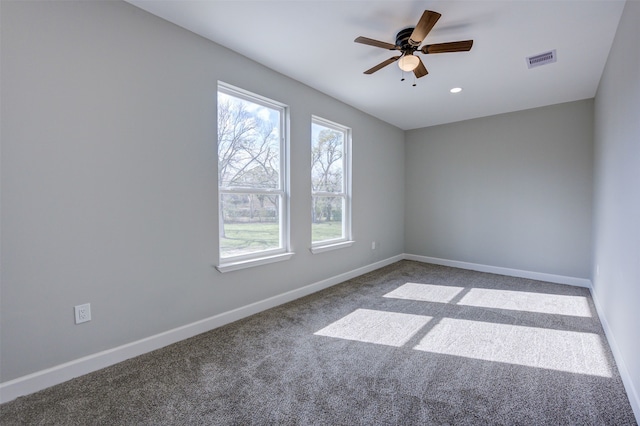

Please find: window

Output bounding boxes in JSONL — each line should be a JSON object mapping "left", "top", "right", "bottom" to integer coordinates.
{"left": 311, "top": 116, "right": 352, "bottom": 252}
{"left": 217, "top": 83, "right": 291, "bottom": 271}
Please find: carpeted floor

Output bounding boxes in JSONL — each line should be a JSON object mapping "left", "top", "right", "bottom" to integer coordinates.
{"left": 0, "top": 260, "right": 637, "bottom": 425}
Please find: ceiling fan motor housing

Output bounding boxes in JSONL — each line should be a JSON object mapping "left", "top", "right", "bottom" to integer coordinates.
{"left": 395, "top": 27, "right": 421, "bottom": 59}
{"left": 396, "top": 27, "right": 419, "bottom": 51}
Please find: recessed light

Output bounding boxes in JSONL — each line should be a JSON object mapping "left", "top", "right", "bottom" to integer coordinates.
{"left": 450, "top": 87, "right": 463, "bottom": 94}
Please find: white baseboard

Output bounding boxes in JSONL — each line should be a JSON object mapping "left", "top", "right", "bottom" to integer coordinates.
{"left": 0, "top": 254, "right": 403, "bottom": 404}
{"left": 403, "top": 254, "right": 593, "bottom": 288}
{"left": 589, "top": 285, "right": 640, "bottom": 422}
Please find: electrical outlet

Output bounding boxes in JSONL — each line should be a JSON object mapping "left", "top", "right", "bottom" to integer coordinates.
{"left": 74, "top": 303, "right": 91, "bottom": 324}
{"left": 372, "top": 241, "right": 376, "bottom": 250}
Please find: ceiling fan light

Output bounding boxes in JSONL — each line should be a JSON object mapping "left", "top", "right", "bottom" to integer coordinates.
{"left": 398, "top": 54, "right": 419, "bottom": 72}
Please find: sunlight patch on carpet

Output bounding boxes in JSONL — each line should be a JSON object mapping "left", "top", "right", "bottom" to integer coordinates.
{"left": 383, "top": 283, "right": 464, "bottom": 303}
{"left": 413, "top": 318, "right": 612, "bottom": 377}
{"left": 458, "top": 288, "right": 592, "bottom": 317}
{"left": 314, "top": 308, "right": 432, "bottom": 347}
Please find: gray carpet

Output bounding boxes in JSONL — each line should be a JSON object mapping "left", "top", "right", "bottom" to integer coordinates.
{"left": 1, "top": 261, "right": 637, "bottom": 425}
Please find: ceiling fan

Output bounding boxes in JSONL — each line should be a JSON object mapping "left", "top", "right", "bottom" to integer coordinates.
{"left": 355, "top": 10, "right": 473, "bottom": 79}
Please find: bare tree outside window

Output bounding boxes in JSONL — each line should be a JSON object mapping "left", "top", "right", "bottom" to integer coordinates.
{"left": 218, "top": 86, "right": 286, "bottom": 259}
{"left": 311, "top": 118, "right": 351, "bottom": 245}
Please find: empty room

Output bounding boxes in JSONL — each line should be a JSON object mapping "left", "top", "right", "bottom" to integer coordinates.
{"left": 1, "top": 0, "right": 638, "bottom": 424}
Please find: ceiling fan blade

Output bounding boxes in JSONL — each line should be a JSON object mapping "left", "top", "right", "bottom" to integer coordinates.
{"left": 409, "top": 10, "right": 441, "bottom": 46}
{"left": 413, "top": 57, "right": 428, "bottom": 78}
{"left": 354, "top": 36, "right": 398, "bottom": 50}
{"left": 364, "top": 56, "right": 401, "bottom": 74}
{"left": 421, "top": 40, "right": 474, "bottom": 54}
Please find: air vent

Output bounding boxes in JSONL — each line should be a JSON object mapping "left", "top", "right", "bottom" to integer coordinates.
{"left": 526, "top": 50, "right": 557, "bottom": 69}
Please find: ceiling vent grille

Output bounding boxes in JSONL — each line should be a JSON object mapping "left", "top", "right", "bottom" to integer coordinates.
{"left": 526, "top": 50, "right": 557, "bottom": 69}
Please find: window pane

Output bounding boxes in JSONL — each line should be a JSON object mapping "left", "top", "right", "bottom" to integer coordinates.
{"left": 218, "top": 92, "right": 281, "bottom": 189}
{"left": 312, "top": 196, "right": 344, "bottom": 243}
{"left": 220, "top": 193, "right": 281, "bottom": 258}
{"left": 311, "top": 123, "right": 344, "bottom": 193}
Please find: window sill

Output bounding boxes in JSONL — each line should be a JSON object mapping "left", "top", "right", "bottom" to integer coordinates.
{"left": 310, "top": 240, "right": 355, "bottom": 254}
{"left": 216, "top": 252, "right": 294, "bottom": 273}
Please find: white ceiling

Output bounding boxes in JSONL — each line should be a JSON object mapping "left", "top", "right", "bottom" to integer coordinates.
{"left": 127, "top": 0, "right": 625, "bottom": 130}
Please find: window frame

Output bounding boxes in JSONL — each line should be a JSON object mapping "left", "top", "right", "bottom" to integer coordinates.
{"left": 216, "top": 82, "right": 292, "bottom": 272}
{"left": 310, "top": 116, "right": 353, "bottom": 253}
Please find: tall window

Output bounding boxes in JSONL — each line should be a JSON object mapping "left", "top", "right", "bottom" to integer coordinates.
{"left": 311, "top": 117, "right": 351, "bottom": 249}
{"left": 217, "top": 83, "right": 289, "bottom": 265}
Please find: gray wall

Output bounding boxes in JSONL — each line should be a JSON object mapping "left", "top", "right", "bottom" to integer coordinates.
{"left": 405, "top": 100, "right": 594, "bottom": 278}
{"left": 593, "top": 0, "right": 640, "bottom": 412}
{"left": 0, "top": 1, "right": 405, "bottom": 382}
